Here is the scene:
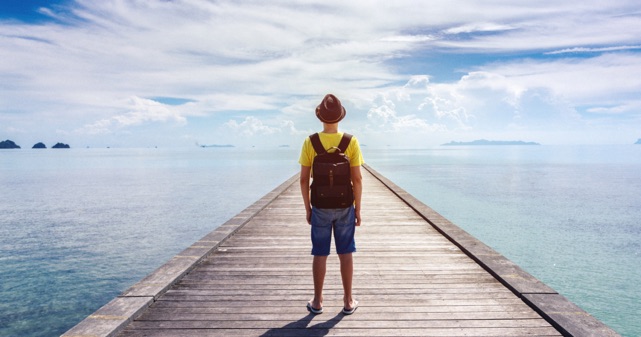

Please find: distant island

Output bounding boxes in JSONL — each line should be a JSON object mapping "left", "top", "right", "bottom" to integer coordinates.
{"left": 0, "top": 140, "right": 20, "bottom": 149}
{"left": 442, "top": 139, "right": 540, "bottom": 146}
{"left": 1, "top": 140, "right": 72, "bottom": 149}
{"left": 635, "top": 139, "right": 641, "bottom": 144}
{"left": 52, "top": 143, "right": 70, "bottom": 148}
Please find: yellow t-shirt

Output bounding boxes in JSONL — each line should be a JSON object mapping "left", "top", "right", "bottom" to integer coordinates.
{"left": 298, "top": 132, "right": 364, "bottom": 167}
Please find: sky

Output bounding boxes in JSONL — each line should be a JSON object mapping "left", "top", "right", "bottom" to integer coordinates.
{"left": 1, "top": 0, "right": 641, "bottom": 148}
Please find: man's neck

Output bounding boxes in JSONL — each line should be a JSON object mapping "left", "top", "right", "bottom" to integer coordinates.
{"left": 322, "top": 123, "right": 339, "bottom": 133}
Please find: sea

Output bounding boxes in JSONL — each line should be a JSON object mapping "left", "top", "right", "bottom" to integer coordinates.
{"left": 0, "top": 145, "right": 639, "bottom": 337}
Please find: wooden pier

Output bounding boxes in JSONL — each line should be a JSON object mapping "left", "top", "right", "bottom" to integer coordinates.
{"left": 63, "top": 165, "right": 620, "bottom": 337}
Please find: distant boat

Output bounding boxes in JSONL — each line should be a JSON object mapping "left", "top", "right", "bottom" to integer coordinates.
{"left": 200, "top": 144, "right": 235, "bottom": 148}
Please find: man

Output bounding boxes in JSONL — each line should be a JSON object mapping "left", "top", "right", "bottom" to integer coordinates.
{"left": 299, "top": 94, "right": 363, "bottom": 315}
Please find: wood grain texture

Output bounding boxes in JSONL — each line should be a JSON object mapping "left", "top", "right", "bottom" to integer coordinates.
{"left": 116, "top": 168, "right": 564, "bottom": 337}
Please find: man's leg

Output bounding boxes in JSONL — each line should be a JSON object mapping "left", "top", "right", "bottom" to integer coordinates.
{"left": 335, "top": 207, "right": 357, "bottom": 311}
{"left": 311, "top": 255, "right": 327, "bottom": 309}
{"left": 309, "top": 208, "right": 331, "bottom": 311}
{"left": 338, "top": 253, "right": 356, "bottom": 309}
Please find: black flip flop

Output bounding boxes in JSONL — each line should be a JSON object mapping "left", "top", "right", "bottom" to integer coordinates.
{"left": 307, "top": 302, "right": 323, "bottom": 314}
{"left": 342, "top": 300, "right": 359, "bottom": 315}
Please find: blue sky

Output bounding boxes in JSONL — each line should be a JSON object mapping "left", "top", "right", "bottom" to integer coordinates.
{"left": 1, "top": 0, "right": 640, "bottom": 148}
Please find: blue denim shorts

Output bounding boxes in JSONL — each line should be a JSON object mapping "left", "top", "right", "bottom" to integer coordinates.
{"left": 310, "top": 207, "right": 356, "bottom": 256}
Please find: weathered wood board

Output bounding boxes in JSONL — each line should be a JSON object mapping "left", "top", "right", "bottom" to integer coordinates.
{"left": 64, "top": 165, "right": 620, "bottom": 337}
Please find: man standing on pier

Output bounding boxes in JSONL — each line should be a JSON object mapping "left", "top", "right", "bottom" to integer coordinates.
{"left": 299, "top": 93, "right": 363, "bottom": 315}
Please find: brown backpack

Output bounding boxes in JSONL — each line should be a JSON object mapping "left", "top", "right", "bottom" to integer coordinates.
{"left": 309, "top": 133, "right": 354, "bottom": 209}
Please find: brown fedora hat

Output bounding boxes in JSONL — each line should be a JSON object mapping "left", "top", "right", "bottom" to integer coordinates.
{"left": 316, "top": 94, "right": 346, "bottom": 123}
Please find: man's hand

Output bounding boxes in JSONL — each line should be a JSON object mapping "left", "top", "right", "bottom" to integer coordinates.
{"left": 300, "top": 165, "right": 312, "bottom": 225}
{"left": 351, "top": 166, "right": 363, "bottom": 227}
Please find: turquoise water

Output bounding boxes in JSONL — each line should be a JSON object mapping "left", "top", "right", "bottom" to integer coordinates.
{"left": 0, "top": 148, "right": 299, "bottom": 337}
{"left": 0, "top": 145, "right": 639, "bottom": 336}
{"left": 365, "top": 145, "right": 641, "bottom": 337}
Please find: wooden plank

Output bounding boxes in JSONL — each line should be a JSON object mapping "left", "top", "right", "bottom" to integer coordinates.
{"left": 362, "top": 165, "right": 622, "bottom": 337}
{"left": 127, "top": 318, "right": 555, "bottom": 329}
{"left": 53, "top": 166, "right": 618, "bottom": 337}
{"left": 146, "top": 303, "right": 537, "bottom": 313}
{"left": 61, "top": 297, "right": 153, "bottom": 337}
{"left": 137, "top": 309, "right": 547, "bottom": 322}
{"left": 150, "top": 298, "right": 528, "bottom": 308}
{"left": 119, "top": 327, "right": 562, "bottom": 337}
{"left": 109, "top": 169, "right": 567, "bottom": 337}
{"left": 67, "top": 165, "right": 621, "bottom": 337}
{"left": 523, "top": 293, "right": 622, "bottom": 337}
{"left": 152, "top": 298, "right": 530, "bottom": 309}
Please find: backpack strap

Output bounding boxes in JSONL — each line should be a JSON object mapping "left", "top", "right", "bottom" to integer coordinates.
{"left": 338, "top": 133, "right": 353, "bottom": 153}
{"left": 309, "top": 133, "right": 326, "bottom": 155}
{"left": 309, "top": 132, "right": 353, "bottom": 155}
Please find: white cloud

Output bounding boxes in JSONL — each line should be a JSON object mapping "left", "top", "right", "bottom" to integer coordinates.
{"left": 478, "top": 53, "right": 641, "bottom": 107}
{"left": 76, "top": 96, "right": 186, "bottom": 135}
{"left": 225, "top": 116, "right": 280, "bottom": 136}
{"left": 586, "top": 101, "right": 641, "bottom": 115}
{"left": 366, "top": 78, "right": 450, "bottom": 134}
{"left": 434, "top": 3, "right": 641, "bottom": 52}
{"left": 1, "top": 0, "right": 641, "bottom": 146}
{"left": 380, "top": 35, "right": 435, "bottom": 43}
{"left": 115, "top": 97, "right": 187, "bottom": 126}
{"left": 546, "top": 45, "right": 641, "bottom": 55}
{"left": 363, "top": 69, "right": 585, "bottom": 144}
{"left": 443, "top": 22, "right": 516, "bottom": 35}
{"left": 80, "top": 119, "right": 113, "bottom": 135}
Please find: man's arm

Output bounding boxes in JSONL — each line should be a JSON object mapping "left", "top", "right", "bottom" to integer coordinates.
{"left": 351, "top": 165, "right": 363, "bottom": 226}
{"left": 300, "top": 165, "right": 312, "bottom": 224}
